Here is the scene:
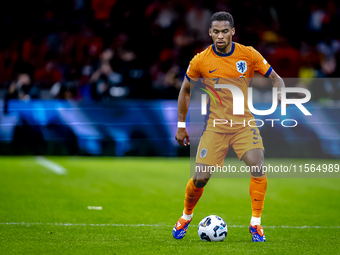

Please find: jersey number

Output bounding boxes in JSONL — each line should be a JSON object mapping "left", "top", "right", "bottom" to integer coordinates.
{"left": 251, "top": 128, "right": 259, "bottom": 140}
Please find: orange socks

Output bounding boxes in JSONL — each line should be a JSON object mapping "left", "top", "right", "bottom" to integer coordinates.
{"left": 183, "top": 176, "right": 266, "bottom": 217}
{"left": 249, "top": 176, "right": 268, "bottom": 217}
{"left": 184, "top": 178, "right": 204, "bottom": 215}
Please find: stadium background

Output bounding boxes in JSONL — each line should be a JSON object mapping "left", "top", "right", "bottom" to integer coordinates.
{"left": 0, "top": 0, "right": 340, "bottom": 158}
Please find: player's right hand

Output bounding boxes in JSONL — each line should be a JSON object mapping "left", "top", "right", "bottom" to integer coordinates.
{"left": 175, "top": 128, "right": 190, "bottom": 146}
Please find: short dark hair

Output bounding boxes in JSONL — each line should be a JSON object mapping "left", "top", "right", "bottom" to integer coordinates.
{"left": 210, "top": 11, "right": 234, "bottom": 28}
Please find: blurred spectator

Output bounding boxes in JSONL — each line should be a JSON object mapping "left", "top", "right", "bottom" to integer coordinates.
{"left": 22, "top": 34, "right": 48, "bottom": 67}
{"left": 34, "top": 59, "right": 62, "bottom": 88}
{"left": 6, "top": 73, "right": 39, "bottom": 101}
{"left": 4, "top": 73, "right": 40, "bottom": 114}
{"left": 317, "top": 37, "right": 340, "bottom": 60}
{"left": 154, "top": 1, "right": 179, "bottom": 30}
{"left": 317, "top": 36, "right": 340, "bottom": 77}
{"left": 265, "top": 38, "right": 302, "bottom": 79}
{"left": 0, "top": 43, "right": 19, "bottom": 84}
{"left": 186, "top": 3, "right": 212, "bottom": 44}
{"left": 90, "top": 52, "right": 123, "bottom": 88}
{"left": 150, "top": 48, "right": 181, "bottom": 98}
{"left": 90, "top": 74, "right": 111, "bottom": 102}
{"left": 50, "top": 81, "right": 79, "bottom": 100}
{"left": 80, "top": 47, "right": 134, "bottom": 101}
{"left": 308, "top": 4, "right": 326, "bottom": 32}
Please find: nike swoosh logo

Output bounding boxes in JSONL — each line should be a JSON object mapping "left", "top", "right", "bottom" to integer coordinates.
{"left": 253, "top": 142, "right": 260, "bottom": 144}
{"left": 209, "top": 68, "right": 218, "bottom": 73}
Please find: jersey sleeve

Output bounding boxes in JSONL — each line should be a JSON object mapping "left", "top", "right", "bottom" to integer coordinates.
{"left": 250, "top": 47, "right": 272, "bottom": 77}
{"left": 185, "top": 53, "right": 201, "bottom": 82}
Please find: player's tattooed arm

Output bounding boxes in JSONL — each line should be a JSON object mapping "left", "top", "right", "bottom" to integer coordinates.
{"left": 268, "top": 69, "right": 285, "bottom": 105}
{"left": 175, "top": 76, "right": 193, "bottom": 146}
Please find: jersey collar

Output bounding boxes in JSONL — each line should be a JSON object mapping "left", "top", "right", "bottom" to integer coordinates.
{"left": 212, "top": 42, "right": 235, "bottom": 57}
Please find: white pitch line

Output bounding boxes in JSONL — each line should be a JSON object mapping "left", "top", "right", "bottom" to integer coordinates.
{"left": 88, "top": 206, "right": 103, "bottom": 210}
{"left": 0, "top": 222, "right": 339, "bottom": 229}
{"left": 35, "top": 156, "right": 67, "bottom": 175}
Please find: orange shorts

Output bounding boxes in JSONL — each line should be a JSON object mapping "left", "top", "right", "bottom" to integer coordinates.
{"left": 196, "top": 126, "right": 264, "bottom": 167}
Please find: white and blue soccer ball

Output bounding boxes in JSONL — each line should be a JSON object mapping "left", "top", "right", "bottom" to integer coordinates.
{"left": 197, "top": 215, "right": 228, "bottom": 242}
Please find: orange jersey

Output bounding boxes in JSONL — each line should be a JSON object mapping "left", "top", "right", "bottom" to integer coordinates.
{"left": 186, "top": 42, "right": 272, "bottom": 133}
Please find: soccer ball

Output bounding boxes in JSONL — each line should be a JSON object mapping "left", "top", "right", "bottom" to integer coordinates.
{"left": 197, "top": 215, "right": 228, "bottom": 242}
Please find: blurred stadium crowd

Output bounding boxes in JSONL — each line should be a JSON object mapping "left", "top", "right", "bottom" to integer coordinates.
{"left": 1, "top": 0, "right": 340, "bottom": 103}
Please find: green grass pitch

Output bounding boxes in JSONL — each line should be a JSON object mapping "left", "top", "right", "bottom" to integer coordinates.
{"left": 0, "top": 156, "right": 339, "bottom": 254}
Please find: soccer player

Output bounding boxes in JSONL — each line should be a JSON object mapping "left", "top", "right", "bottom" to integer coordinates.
{"left": 172, "top": 11, "right": 285, "bottom": 242}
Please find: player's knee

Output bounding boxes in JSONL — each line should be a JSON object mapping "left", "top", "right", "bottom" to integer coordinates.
{"left": 193, "top": 177, "right": 209, "bottom": 188}
{"left": 250, "top": 161, "right": 265, "bottom": 177}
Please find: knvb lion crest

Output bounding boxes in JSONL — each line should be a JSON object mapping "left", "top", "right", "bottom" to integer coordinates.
{"left": 236, "top": 60, "right": 247, "bottom": 74}
{"left": 200, "top": 148, "right": 208, "bottom": 158}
